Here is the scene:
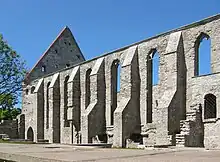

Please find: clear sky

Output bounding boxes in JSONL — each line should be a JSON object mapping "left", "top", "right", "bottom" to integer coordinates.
{"left": 0, "top": 0, "right": 219, "bottom": 70}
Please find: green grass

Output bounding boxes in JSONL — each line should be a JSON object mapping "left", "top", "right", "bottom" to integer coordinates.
{"left": 0, "top": 139, "right": 35, "bottom": 144}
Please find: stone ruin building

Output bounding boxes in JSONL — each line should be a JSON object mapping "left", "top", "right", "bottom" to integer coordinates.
{"left": 18, "top": 14, "right": 220, "bottom": 149}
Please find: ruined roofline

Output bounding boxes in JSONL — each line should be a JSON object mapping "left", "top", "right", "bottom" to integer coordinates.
{"left": 27, "top": 13, "right": 220, "bottom": 82}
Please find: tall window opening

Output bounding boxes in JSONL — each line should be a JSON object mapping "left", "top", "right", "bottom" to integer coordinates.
{"left": 147, "top": 49, "right": 160, "bottom": 123}
{"left": 25, "top": 89, "right": 29, "bottom": 95}
{"left": 117, "top": 64, "right": 121, "bottom": 92}
{"left": 46, "top": 82, "right": 50, "bottom": 129}
{"left": 64, "top": 76, "right": 70, "bottom": 127}
{"left": 110, "top": 60, "right": 120, "bottom": 125}
{"left": 152, "top": 50, "right": 159, "bottom": 85}
{"left": 204, "top": 93, "right": 216, "bottom": 119}
{"left": 85, "top": 68, "right": 92, "bottom": 108}
{"left": 195, "top": 33, "right": 211, "bottom": 76}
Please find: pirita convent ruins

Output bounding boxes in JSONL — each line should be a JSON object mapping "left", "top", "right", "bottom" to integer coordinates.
{"left": 17, "top": 14, "right": 220, "bottom": 149}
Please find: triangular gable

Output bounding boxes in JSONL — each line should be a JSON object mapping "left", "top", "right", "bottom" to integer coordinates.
{"left": 25, "top": 26, "right": 85, "bottom": 83}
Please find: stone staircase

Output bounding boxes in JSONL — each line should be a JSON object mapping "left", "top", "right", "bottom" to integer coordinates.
{"left": 176, "top": 119, "right": 190, "bottom": 146}
{"left": 176, "top": 133, "right": 185, "bottom": 146}
{"left": 176, "top": 107, "right": 201, "bottom": 147}
{"left": 176, "top": 105, "right": 203, "bottom": 147}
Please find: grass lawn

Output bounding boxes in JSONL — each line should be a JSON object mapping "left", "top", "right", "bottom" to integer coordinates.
{"left": 0, "top": 139, "right": 35, "bottom": 144}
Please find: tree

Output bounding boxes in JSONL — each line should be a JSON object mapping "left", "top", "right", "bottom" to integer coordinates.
{"left": 0, "top": 34, "right": 26, "bottom": 110}
{"left": 0, "top": 108, "right": 21, "bottom": 120}
{"left": 0, "top": 93, "right": 14, "bottom": 110}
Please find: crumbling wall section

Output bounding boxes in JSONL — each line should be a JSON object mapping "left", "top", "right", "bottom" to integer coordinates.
{"left": 17, "top": 114, "right": 25, "bottom": 139}
{"left": 176, "top": 104, "right": 203, "bottom": 147}
{"left": 0, "top": 120, "right": 18, "bottom": 139}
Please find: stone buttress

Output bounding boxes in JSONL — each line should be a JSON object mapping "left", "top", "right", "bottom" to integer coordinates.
{"left": 48, "top": 73, "right": 60, "bottom": 143}
{"left": 67, "top": 66, "right": 81, "bottom": 144}
{"left": 81, "top": 58, "right": 106, "bottom": 143}
{"left": 113, "top": 46, "right": 141, "bottom": 147}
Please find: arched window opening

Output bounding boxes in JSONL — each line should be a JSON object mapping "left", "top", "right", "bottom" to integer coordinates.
{"left": 110, "top": 60, "right": 120, "bottom": 125}
{"left": 64, "top": 76, "right": 70, "bottom": 127}
{"left": 195, "top": 33, "right": 211, "bottom": 76}
{"left": 147, "top": 49, "right": 160, "bottom": 123}
{"left": 25, "top": 89, "right": 29, "bottom": 95}
{"left": 85, "top": 69, "right": 92, "bottom": 108}
{"left": 117, "top": 64, "right": 121, "bottom": 92}
{"left": 46, "top": 82, "right": 50, "bottom": 129}
{"left": 204, "top": 93, "right": 216, "bottom": 119}
{"left": 152, "top": 50, "right": 159, "bottom": 85}
{"left": 31, "top": 86, "right": 35, "bottom": 94}
{"left": 27, "top": 127, "right": 34, "bottom": 141}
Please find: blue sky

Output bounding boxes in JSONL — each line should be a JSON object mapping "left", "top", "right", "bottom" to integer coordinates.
{"left": 0, "top": 0, "right": 219, "bottom": 108}
{"left": 0, "top": 0, "right": 219, "bottom": 70}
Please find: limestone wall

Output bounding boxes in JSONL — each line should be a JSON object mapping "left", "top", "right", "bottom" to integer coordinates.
{"left": 21, "top": 14, "right": 220, "bottom": 148}
{"left": 26, "top": 27, "right": 85, "bottom": 82}
{"left": 0, "top": 120, "right": 18, "bottom": 139}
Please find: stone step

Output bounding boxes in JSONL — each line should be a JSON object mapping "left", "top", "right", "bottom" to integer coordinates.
{"left": 176, "top": 134, "right": 185, "bottom": 141}
{"left": 176, "top": 137, "right": 184, "bottom": 140}
{"left": 176, "top": 141, "right": 185, "bottom": 144}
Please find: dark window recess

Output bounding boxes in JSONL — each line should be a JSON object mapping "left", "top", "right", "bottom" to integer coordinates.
{"left": 76, "top": 55, "right": 80, "bottom": 59}
{"left": 55, "top": 65, "right": 58, "bottom": 68}
{"left": 110, "top": 59, "right": 120, "bottom": 125}
{"left": 25, "top": 89, "right": 29, "bottom": 95}
{"left": 85, "top": 69, "right": 92, "bottom": 108}
{"left": 46, "top": 82, "right": 51, "bottom": 129}
{"left": 64, "top": 76, "right": 70, "bottom": 127}
{"left": 31, "top": 86, "right": 35, "bottom": 94}
{"left": 70, "top": 50, "right": 73, "bottom": 52}
{"left": 69, "top": 42, "right": 71, "bottom": 46}
{"left": 55, "top": 49, "right": 58, "bottom": 53}
{"left": 66, "top": 64, "right": 70, "bottom": 67}
{"left": 64, "top": 41, "right": 67, "bottom": 44}
{"left": 41, "top": 66, "right": 46, "bottom": 72}
{"left": 204, "top": 93, "right": 216, "bottom": 119}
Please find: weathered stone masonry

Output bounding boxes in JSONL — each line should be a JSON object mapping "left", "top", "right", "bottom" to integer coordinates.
{"left": 21, "top": 14, "right": 220, "bottom": 148}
